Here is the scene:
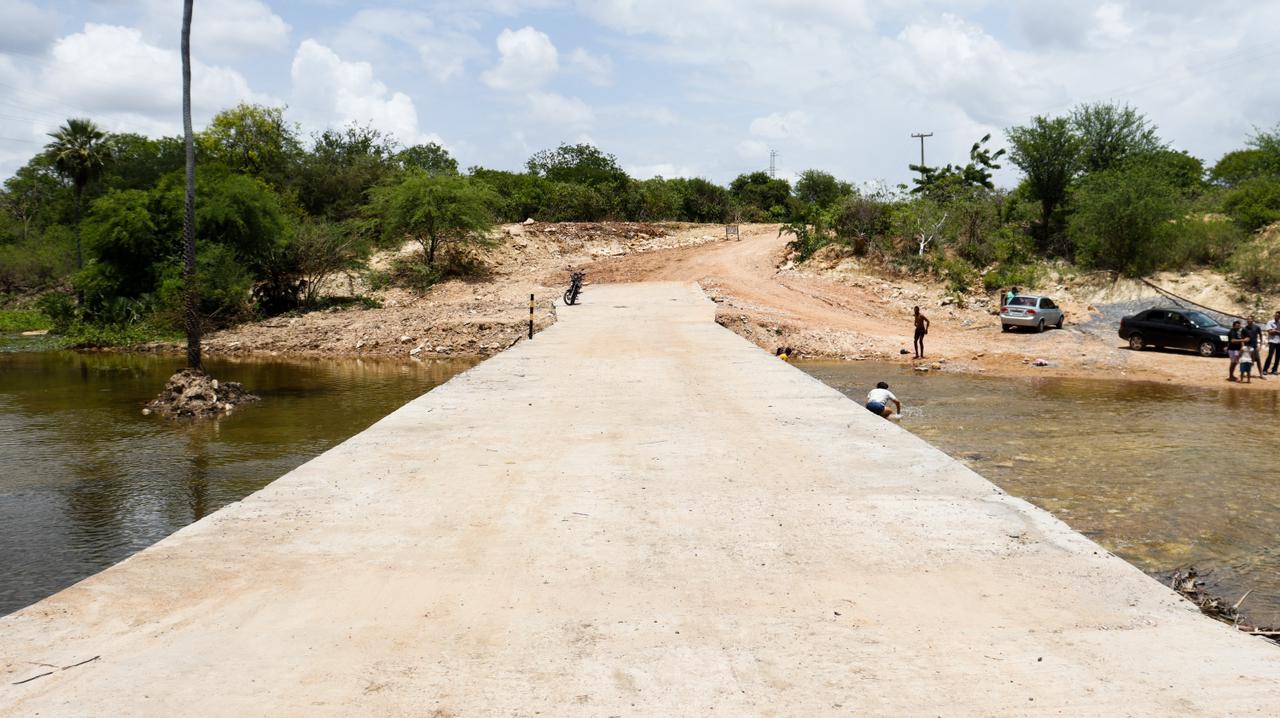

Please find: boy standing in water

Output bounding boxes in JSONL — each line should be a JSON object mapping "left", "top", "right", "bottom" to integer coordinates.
{"left": 1239, "top": 345, "right": 1254, "bottom": 383}
{"left": 912, "top": 306, "right": 930, "bottom": 359}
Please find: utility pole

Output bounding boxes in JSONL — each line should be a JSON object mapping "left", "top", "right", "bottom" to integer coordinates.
{"left": 910, "top": 132, "right": 932, "bottom": 181}
{"left": 768, "top": 149, "right": 778, "bottom": 178}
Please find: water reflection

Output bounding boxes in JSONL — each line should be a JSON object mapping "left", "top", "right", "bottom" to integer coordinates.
{"left": 0, "top": 351, "right": 475, "bottom": 615}
{"left": 800, "top": 361, "right": 1280, "bottom": 628}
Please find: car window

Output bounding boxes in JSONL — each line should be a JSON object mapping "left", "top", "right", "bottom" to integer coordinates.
{"left": 1041, "top": 299, "right": 1056, "bottom": 309}
{"left": 1009, "top": 297, "right": 1036, "bottom": 307}
{"left": 1168, "top": 312, "right": 1187, "bottom": 325}
{"left": 1145, "top": 310, "right": 1167, "bottom": 322}
{"left": 1184, "top": 311, "right": 1217, "bottom": 328}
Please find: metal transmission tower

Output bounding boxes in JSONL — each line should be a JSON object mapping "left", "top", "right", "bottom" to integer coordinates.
{"left": 910, "top": 132, "right": 933, "bottom": 181}
{"left": 768, "top": 149, "right": 778, "bottom": 178}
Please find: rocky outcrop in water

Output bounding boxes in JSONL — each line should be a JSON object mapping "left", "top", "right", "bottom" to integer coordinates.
{"left": 146, "top": 368, "right": 258, "bottom": 419}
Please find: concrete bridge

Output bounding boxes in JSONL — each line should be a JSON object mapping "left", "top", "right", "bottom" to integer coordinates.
{"left": 2, "top": 282, "right": 1277, "bottom": 716}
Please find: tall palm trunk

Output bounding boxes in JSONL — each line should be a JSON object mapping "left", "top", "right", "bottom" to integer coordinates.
{"left": 181, "top": 0, "right": 201, "bottom": 370}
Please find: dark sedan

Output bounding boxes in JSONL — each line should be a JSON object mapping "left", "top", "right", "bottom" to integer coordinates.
{"left": 1118, "top": 308, "right": 1232, "bottom": 357}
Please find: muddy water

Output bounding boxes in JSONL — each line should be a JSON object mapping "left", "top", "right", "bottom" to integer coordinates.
{"left": 0, "top": 351, "right": 475, "bottom": 616}
{"left": 800, "top": 361, "right": 1280, "bottom": 628}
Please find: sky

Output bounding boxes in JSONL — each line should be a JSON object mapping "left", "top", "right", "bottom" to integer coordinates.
{"left": 1, "top": 0, "right": 1278, "bottom": 187}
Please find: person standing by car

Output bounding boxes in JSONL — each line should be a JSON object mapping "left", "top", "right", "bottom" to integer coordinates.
{"left": 1243, "top": 316, "right": 1267, "bottom": 381}
{"left": 1265, "top": 310, "right": 1280, "bottom": 375}
{"left": 1228, "top": 320, "right": 1245, "bottom": 381}
{"left": 912, "top": 306, "right": 930, "bottom": 359}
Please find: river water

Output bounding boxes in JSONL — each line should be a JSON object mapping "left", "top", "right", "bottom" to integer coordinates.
{"left": 2, "top": 349, "right": 1277, "bottom": 628}
{"left": 800, "top": 361, "right": 1280, "bottom": 628}
{"left": 0, "top": 350, "right": 474, "bottom": 616}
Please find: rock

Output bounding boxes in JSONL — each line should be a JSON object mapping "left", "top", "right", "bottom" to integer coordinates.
{"left": 899, "top": 348, "right": 910, "bottom": 355}
{"left": 929, "top": 362, "right": 943, "bottom": 370}
{"left": 399, "top": 335, "right": 412, "bottom": 343}
{"left": 1033, "top": 358, "right": 1050, "bottom": 367}
{"left": 409, "top": 345, "right": 424, "bottom": 357}
{"left": 355, "top": 340, "right": 366, "bottom": 349}
{"left": 914, "top": 366, "right": 930, "bottom": 372}
{"left": 146, "top": 368, "right": 258, "bottom": 419}
{"left": 20, "top": 329, "right": 49, "bottom": 336}
{"left": 523, "top": 217, "right": 535, "bottom": 225}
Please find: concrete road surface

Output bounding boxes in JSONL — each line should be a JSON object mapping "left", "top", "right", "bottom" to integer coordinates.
{"left": 2, "top": 282, "right": 1277, "bottom": 716}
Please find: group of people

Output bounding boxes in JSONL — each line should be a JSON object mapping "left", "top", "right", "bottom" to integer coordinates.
{"left": 1227, "top": 311, "right": 1280, "bottom": 383}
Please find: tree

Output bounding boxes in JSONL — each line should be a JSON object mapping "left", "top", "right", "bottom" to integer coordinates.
{"left": 1, "top": 159, "right": 64, "bottom": 243}
{"left": 197, "top": 104, "right": 301, "bottom": 187}
{"left": 296, "top": 124, "right": 398, "bottom": 221}
{"left": 44, "top": 118, "right": 111, "bottom": 269}
{"left": 1005, "top": 116, "right": 1080, "bottom": 247}
{"left": 729, "top": 171, "right": 791, "bottom": 219}
{"left": 910, "top": 135, "right": 1006, "bottom": 197}
{"left": 103, "top": 133, "right": 185, "bottom": 192}
{"left": 675, "top": 177, "right": 730, "bottom": 223}
{"left": 181, "top": 0, "right": 199, "bottom": 368}
{"left": 893, "top": 197, "right": 948, "bottom": 256}
{"left": 372, "top": 172, "right": 497, "bottom": 265}
{"left": 526, "top": 143, "right": 629, "bottom": 189}
{"left": 1068, "top": 160, "right": 1181, "bottom": 276}
{"left": 398, "top": 143, "right": 458, "bottom": 176}
{"left": 1070, "top": 102, "right": 1163, "bottom": 174}
{"left": 831, "top": 193, "right": 891, "bottom": 256}
{"left": 1210, "top": 149, "right": 1275, "bottom": 187}
{"left": 793, "top": 169, "right": 851, "bottom": 210}
{"left": 1222, "top": 176, "right": 1280, "bottom": 232}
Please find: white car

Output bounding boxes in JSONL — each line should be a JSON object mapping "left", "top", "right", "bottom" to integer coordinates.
{"left": 1000, "top": 295, "right": 1064, "bottom": 332}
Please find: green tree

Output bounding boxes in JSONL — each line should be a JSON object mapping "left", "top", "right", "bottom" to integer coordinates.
{"left": 526, "top": 143, "right": 629, "bottom": 189}
{"left": 1222, "top": 176, "right": 1280, "bottom": 232}
{"left": 102, "top": 133, "right": 185, "bottom": 192}
{"left": 1210, "top": 149, "right": 1275, "bottom": 187}
{"left": 79, "top": 190, "right": 164, "bottom": 304}
{"left": 398, "top": 143, "right": 458, "bottom": 176}
{"left": 197, "top": 103, "right": 301, "bottom": 187}
{"left": 467, "top": 168, "right": 551, "bottom": 222}
{"left": 296, "top": 124, "right": 398, "bottom": 221}
{"left": 1068, "top": 160, "right": 1181, "bottom": 275}
{"left": 1, "top": 158, "right": 65, "bottom": 242}
{"left": 1005, "top": 115, "right": 1080, "bottom": 248}
{"left": 1070, "top": 102, "right": 1163, "bottom": 174}
{"left": 674, "top": 177, "right": 730, "bottom": 223}
{"left": 44, "top": 118, "right": 112, "bottom": 269}
{"left": 372, "top": 172, "right": 498, "bottom": 265}
{"left": 729, "top": 171, "right": 791, "bottom": 220}
{"left": 910, "top": 134, "right": 1006, "bottom": 197}
{"left": 793, "top": 169, "right": 851, "bottom": 210}
{"left": 831, "top": 192, "right": 891, "bottom": 256}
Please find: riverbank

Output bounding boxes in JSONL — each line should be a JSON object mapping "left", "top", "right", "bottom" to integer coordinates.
{"left": 117, "top": 221, "right": 1280, "bottom": 393}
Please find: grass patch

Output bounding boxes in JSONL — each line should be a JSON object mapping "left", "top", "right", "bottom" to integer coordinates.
{"left": 60, "top": 321, "right": 180, "bottom": 349}
{"left": 0, "top": 309, "right": 52, "bottom": 333}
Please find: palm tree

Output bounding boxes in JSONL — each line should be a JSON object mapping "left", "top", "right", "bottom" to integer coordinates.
{"left": 44, "top": 118, "right": 110, "bottom": 269}
{"left": 181, "top": 0, "right": 200, "bottom": 370}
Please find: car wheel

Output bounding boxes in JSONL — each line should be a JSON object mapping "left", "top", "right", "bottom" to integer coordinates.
{"left": 1055, "top": 315, "right": 1064, "bottom": 329}
{"left": 1128, "top": 334, "right": 1144, "bottom": 351}
{"left": 1198, "top": 340, "right": 1216, "bottom": 357}
{"left": 1037, "top": 319, "right": 1046, "bottom": 333}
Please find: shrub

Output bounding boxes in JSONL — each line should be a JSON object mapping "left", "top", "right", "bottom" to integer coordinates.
{"left": 1222, "top": 176, "right": 1280, "bottom": 232}
{"left": 939, "top": 257, "right": 976, "bottom": 294}
{"left": 1069, "top": 161, "right": 1181, "bottom": 276}
{"left": 0, "top": 309, "right": 50, "bottom": 332}
{"left": 1231, "top": 233, "right": 1280, "bottom": 292}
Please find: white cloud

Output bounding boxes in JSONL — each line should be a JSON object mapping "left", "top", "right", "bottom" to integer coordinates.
{"left": 290, "top": 39, "right": 437, "bottom": 145}
{"left": 0, "top": 0, "right": 60, "bottom": 54}
{"left": 38, "top": 24, "right": 272, "bottom": 129}
{"left": 627, "top": 162, "right": 696, "bottom": 179}
{"left": 334, "top": 8, "right": 484, "bottom": 83}
{"left": 749, "top": 111, "right": 810, "bottom": 139}
{"left": 569, "top": 48, "right": 613, "bottom": 86}
{"left": 526, "top": 91, "right": 594, "bottom": 128}
{"left": 735, "top": 139, "right": 769, "bottom": 160}
{"left": 482, "top": 26, "right": 559, "bottom": 90}
{"left": 140, "top": 0, "right": 290, "bottom": 58}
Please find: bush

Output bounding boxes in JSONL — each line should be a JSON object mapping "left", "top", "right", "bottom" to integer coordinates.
{"left": 1069, "top": 161, "right": 1181, "bottom": 276}
{"left": 831, "top": 194, "right": 890, "bottom": 255}
{"left": 939, "top": 257, "right": 976, "bottom": 294}
{"left": 0, "top": 309, "right": 50, "bottom": 332}
{"left": 1161, "top": 216, "right": 1245, "bottom": 269}
{"left": 0, "top": 226, "right": 76, "bottom": 292}
{"left": 156, "top": 243, "right": 255, "bottom": 327}
{"left": 1231, "top": 232, "right": 1280, "bottom": 292}
{"left": 1222, "top": 176, "right": 1280, "bottom": 232}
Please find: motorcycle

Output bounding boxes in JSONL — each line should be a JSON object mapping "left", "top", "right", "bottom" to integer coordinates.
{"left": 563, "top": 271, "right": 585, "bottom": 306}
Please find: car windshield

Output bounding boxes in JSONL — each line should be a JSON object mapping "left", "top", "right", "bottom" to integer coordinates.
{"left": 1009, "top": 297, "right": 1037, "bottom": 306}
{"left": 1183, "top": 311, "right": 1219, "bottom": 328}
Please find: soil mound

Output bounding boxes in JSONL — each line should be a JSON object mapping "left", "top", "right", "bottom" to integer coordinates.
{"left": 146, "top": 368, "right": 259, "bottom": 418}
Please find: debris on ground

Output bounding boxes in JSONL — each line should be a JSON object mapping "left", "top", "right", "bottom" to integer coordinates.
{"left": 1170, "top": 566, "right": 1278, "bottom": 645}
{"left": 145, "top": 368, "right": 259, "bottom": 419}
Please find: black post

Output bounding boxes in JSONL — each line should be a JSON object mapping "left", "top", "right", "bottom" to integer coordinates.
{"left": 528, "top": 293, "right": 534, "bottom": 340}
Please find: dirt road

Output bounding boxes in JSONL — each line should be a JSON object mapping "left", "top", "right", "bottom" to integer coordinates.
{"left": 590, "top": 224, "right": 1277, "bottom": 391}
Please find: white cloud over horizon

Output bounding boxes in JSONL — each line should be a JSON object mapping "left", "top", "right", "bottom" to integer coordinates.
{"left": 0, "top": 0, "right": 1277, "bottom": 185}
